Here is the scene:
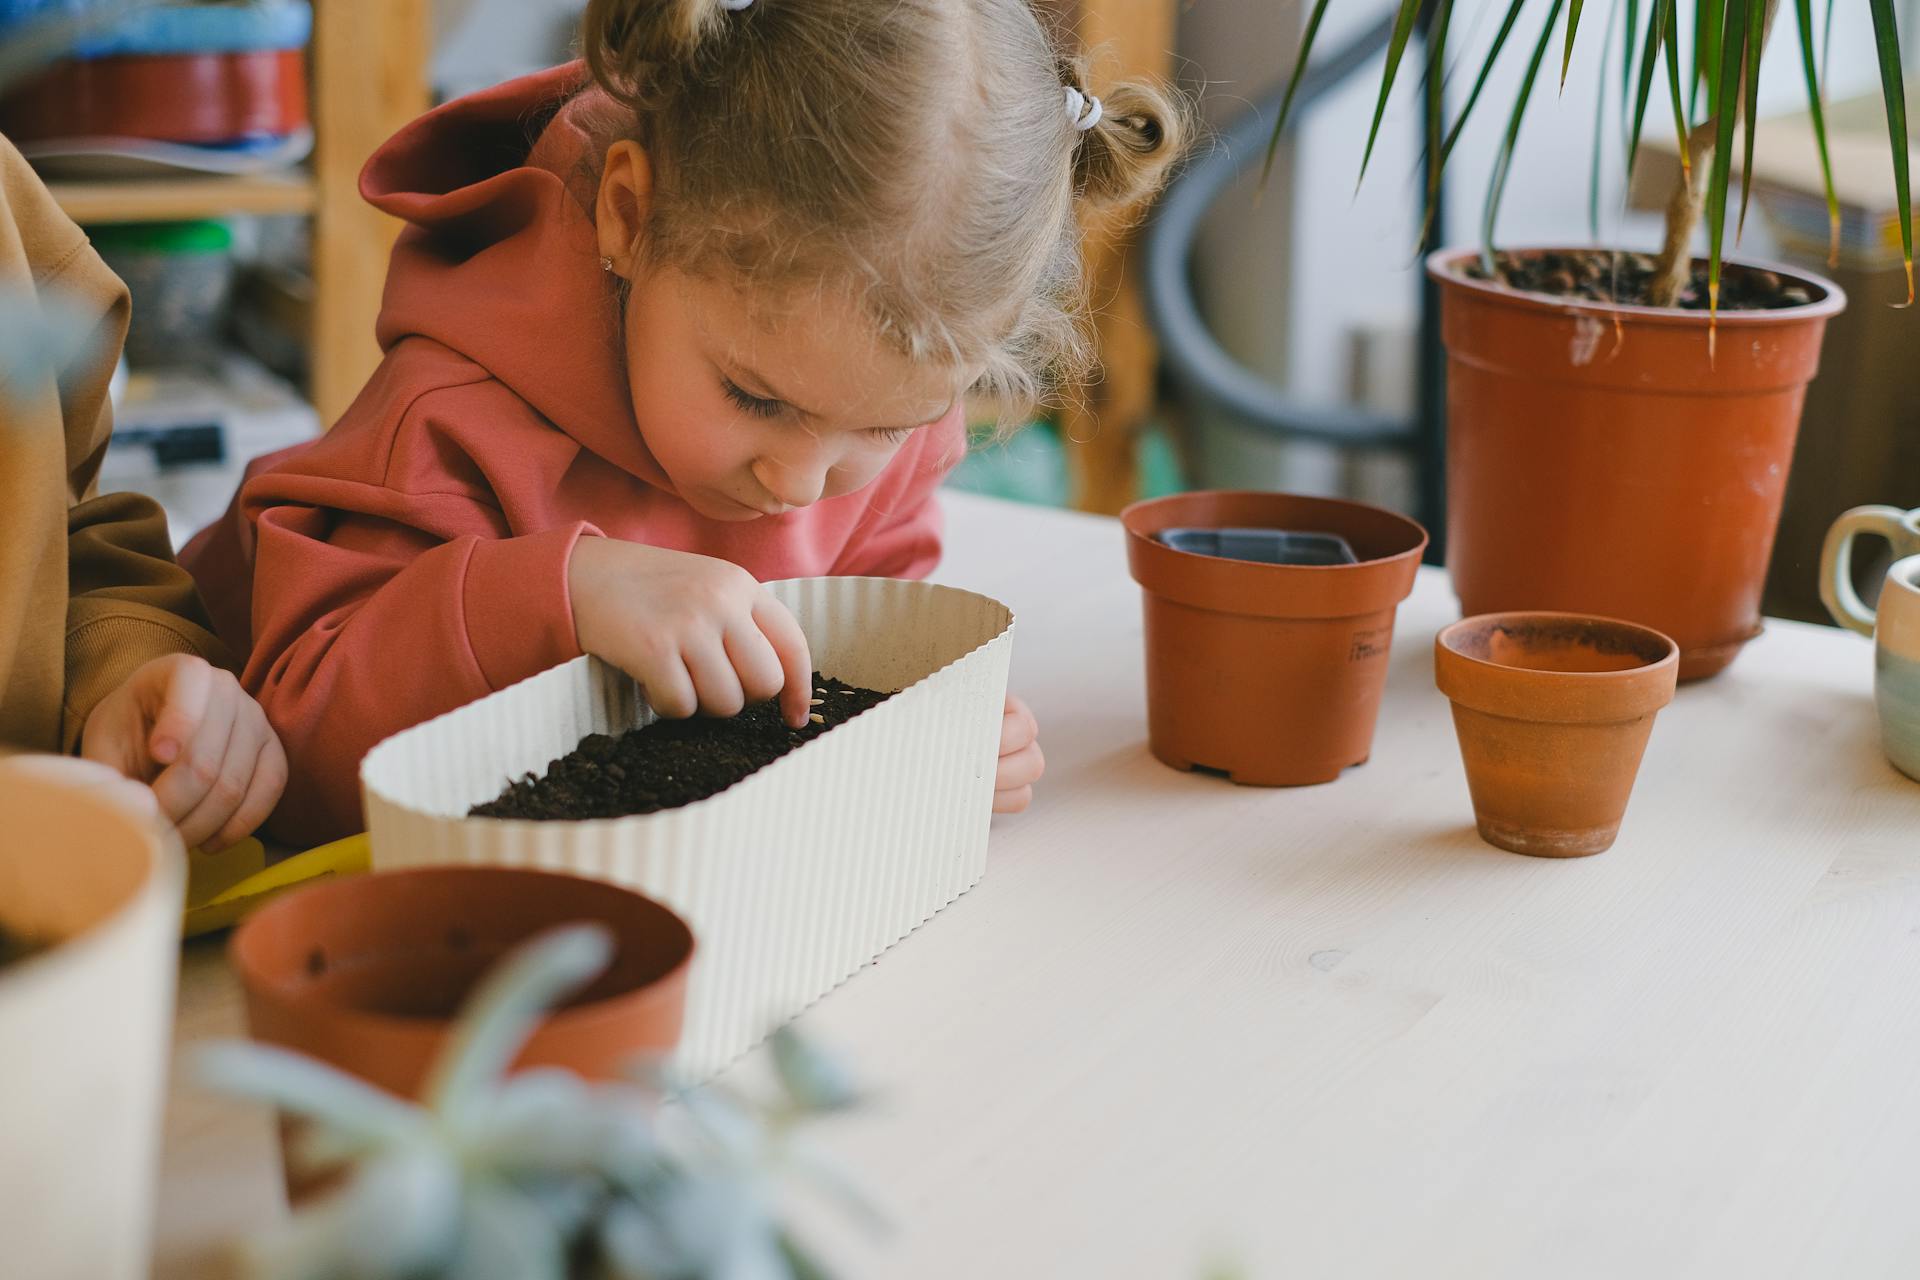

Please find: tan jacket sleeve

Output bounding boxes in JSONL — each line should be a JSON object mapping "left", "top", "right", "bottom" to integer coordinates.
{"left": 0, "top": 135, "right": 226, "bottom": 754}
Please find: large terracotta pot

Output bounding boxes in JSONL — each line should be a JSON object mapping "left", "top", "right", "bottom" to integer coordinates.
{"left": 1122, "top": 491, "right": 1427, "bottom": 785}
{"left": 0, "top": 762, "right": 185, "bottom": 1280}
{"left": 1430, "top": 247, "right": 1845, "bottom": 681}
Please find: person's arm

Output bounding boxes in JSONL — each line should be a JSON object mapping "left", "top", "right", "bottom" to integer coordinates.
{"left": 0, "top": 134, "right": 229, "bottom": 749}
{"left": 235, "top": 387, "right": 597, "bottom": 841}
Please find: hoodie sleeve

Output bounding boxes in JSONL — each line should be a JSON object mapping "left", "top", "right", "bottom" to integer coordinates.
{"left": 237, "top": 379, "right": 597, "bottom": 841}
{"left": 831, "top": 405, "right": 968, "bottom": 580}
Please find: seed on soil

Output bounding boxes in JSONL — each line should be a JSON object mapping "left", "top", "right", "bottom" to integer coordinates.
{"left": 809, "top": 698, "right": 823, "bottom": 706}
{"left": 810, "top": 713, "right": 825, "bottom": 724}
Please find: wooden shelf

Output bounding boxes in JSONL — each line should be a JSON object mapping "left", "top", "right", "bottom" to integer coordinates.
{"left": 47, "top": 171, "right": 317, "bottom": 225}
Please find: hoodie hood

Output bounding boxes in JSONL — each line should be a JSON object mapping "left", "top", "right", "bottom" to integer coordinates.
{"left": 359, "top": 63, "right": 672, "bottom": 489}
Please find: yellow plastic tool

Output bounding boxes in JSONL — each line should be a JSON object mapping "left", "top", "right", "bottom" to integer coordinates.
{"left": 181, "top": 832, "right": 371, "bottom": 938}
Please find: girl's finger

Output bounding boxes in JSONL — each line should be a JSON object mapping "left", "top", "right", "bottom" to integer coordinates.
{"left": 147, "top": 655, "right": 213, "bottom": 766}
{"left": 723, "top": 621, "right": 787, "bottom": 708}
{"left": 149, "top": 677, "right": 239, "bottom": 826}
{"left": 996, "top": 741, "right": 1045, "bottom": 792}
{"left": 209, "top": 730, "right": 288, "bottom": 851}
{"left": 682, "top": 634, "right": 747, "bottom": 718}
{"left": 173, "top": 703, "right": 261, "bottom": 851}
{"left": 993, "top": 785, "right": 1034, "bottom": 815}
{"left": 639, "top": 650, "right": 699, "bottom": 720}
{"left": 751, "top": 594, "right": 814, "bottom": 728}
{"left": 999, "top": 704, "right": 1038, "bottom": 755}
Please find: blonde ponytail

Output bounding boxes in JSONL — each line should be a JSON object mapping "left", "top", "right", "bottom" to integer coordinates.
{"left": 583, "top": 0, "right": 736, "bottom": 107}
{"left": 1069, "top": 77, "right": 1186, "bottom": 216}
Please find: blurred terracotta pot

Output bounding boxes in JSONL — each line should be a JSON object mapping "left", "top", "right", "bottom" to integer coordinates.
{"left": 0, "top": 762, "right": 184, "bottom": 1280}
{"left": 1430, "top": 247, "right": 1844, "bottom": 681}
{"left": 1123, "top": 491, "right": 1427, "bottom": 786}
{"left": 1436, "top": 612, "right": 1679, "bottom": 857}
{"left": 231, "top": 864, "right": 695, "bottom": 1102}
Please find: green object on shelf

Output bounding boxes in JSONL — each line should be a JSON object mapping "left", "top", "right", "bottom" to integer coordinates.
{"left": 946, "top": 418, "right": 1187, "bottom": 508}
{"left": 86, "top": 220, "right": 233, "bottom": 254}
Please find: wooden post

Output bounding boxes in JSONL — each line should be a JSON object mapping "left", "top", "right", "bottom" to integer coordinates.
{"left": 308, "top": 0, "right": 430, "bottom": 426}
{"left": 1057, "top": 0, "right": 1178, "bottom": 514}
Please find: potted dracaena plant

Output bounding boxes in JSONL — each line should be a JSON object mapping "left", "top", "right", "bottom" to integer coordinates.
{"left": 1278, "top": 0, "right": 1910, "bottom": 680}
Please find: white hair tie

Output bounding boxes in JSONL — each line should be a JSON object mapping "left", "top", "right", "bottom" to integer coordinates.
{"left": 1064, "top": 86, "right": 1102, "bottom": 132}
{"left": 720, "top": 0, "right": 754, "bottom": 10}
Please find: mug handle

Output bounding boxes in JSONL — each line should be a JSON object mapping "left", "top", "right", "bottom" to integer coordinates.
{"left": 1820, "top": 505, "right": 1908, "bottom": 636}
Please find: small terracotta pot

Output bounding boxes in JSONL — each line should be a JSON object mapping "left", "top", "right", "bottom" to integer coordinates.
{"left": 1436, "top": 612, "right": 1680, "bottom": 857}
{"left": 231, "top": 865, "right": 695, "bottom": 1100}
{"left": 1123, "top": 491, "right": 1428, "bottom": 785}
{"left": 1430, "top": 247, "right": 1844, "bottom": 681}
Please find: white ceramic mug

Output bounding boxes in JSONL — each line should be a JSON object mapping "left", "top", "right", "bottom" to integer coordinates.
{"left": 1873, "top": 556, "right": 1920, "bottom": 783}
{"left": 1821, "top": 505, "right": 1920, "bottom": 635}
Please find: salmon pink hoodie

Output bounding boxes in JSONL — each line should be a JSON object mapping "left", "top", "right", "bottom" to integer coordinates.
{"left": 184, "top": 64, "right": 966, "bottom": 842}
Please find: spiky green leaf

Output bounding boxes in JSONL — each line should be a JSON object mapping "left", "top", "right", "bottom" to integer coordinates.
{"left": 1736, "top": 0, "right": 1767, "bottom": 243}
{"left": 1627, "top": 0, "right": 1677, "bottom": 180}
{"left": 1794, "top": 0, "right": 1842, "bottom": 263}
{"left": 1664, "top": 0, "right": 1691, "bottom": 173}
{"left": 1693, "top": 0, "right": 1725, "bottom": 123}
{"left": 1590, "top": 0, "right": 1621, "bottom": 239}
{"left": 1705, "top": 0, "right": 1750, "bottom": 317}
{"left": 1483, "top": 0, "right": 1568, "bottom": 270}
{"left": 1424, "top": 0, "right": 1454, "bottom": 240}
{"left": 1621, "top": 0, "right": 1642, "bottom": 146}
{"left": 1263, "top": 0, "right": 1332, "bottom": 190}
{"left": 1868, "top": 0, "right": 1914, "bottom": 303}
{"left": 1359, "top": 0, "right": 1427, "bottom": 187}
{"left": 1441, "top": 0, "right": 1529, "bottom": 164}
{"left": 1563, "top": 0, "right": 1588, "bottom": 87}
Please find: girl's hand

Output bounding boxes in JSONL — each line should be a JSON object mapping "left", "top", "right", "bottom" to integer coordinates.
{"left": 995, "top": 693, "right": 1044, "bottom": 814}
{"left": 80, "top": 654, "right": 288, "bottom": 850}
{"left": 568, "top": 537, "right": 814, "bottom": 728}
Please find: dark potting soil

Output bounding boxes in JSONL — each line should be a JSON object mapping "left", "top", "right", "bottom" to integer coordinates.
{"left": 470, "top": 674, "right": 890, "bottom": 821}
{"left": 1466, "top": 249, "right": 1815, "bottom": 311}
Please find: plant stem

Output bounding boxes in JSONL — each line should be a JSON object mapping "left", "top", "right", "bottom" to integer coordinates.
{"left": 1648, "top": 0, "right": 1779, "bottom": 307}
{"left": 1648, "top": 118, "right": 1717, "bottom": 305}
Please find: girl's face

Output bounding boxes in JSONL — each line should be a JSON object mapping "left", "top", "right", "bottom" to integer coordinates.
{"left": 596, "top": 139, "right": 961, "bottom": 523}
{"left": 618, "top": 264, "right": 961, "bottom": 522}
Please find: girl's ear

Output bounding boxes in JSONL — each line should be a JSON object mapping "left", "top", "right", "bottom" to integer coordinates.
{"left": 595, "top": 140, "right": 653, "bottom": 277}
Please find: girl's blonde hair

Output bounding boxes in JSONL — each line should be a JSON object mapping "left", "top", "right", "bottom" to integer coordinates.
{"left": 581, "top": 0, "right": 1186, "bottom": 418}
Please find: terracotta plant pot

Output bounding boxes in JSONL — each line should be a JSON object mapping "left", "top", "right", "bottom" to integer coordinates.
{"left": 1122, "top": 491, "right": 1428, "bottom": 785}
{"left": 0, "top": 763, "right": 185, "bottom": 1280}
{"left": 1430, "top": 247, "right": 1845, "bottom": 681}
{"left": 231, "top": 865, "right": 695, "bottom": 1101}
{"left": 1436, "top": 612, "right": 1680, "bottom": 857}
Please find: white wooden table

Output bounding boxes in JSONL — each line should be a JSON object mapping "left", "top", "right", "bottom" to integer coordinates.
{"left": 155, "top": 492, "right": 1920, "bottom": 1279}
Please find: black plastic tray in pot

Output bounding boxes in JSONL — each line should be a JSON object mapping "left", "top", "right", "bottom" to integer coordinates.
{"left": 1155, "top": 526, "right": 1359, "bottom": 566}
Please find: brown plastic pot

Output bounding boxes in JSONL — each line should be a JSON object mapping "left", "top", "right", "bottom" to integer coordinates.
{"left": 1436, "top": 612, "right": 1679, "bottom": 857}
{"left": 1122, "top": 491, "right": 1428, "bottom": 785}
{"left": 231, "top": 864, "right": 695, "bottom": 1101}
{"left": 1430, "top": 247, "right": 1845, "bottom": 682}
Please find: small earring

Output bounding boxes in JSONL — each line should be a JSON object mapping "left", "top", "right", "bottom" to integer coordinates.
{"left": 600, "top": 256, "right": 615, "bottom": 273}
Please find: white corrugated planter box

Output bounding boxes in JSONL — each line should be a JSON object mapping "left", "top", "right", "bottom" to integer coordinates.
{"left": 362, "top": 577, "right": 1013, "bottom": 1075}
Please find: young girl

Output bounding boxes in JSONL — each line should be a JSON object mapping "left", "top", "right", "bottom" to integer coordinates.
{"left": 184, "top": 0, "right": 1183, "bottom": 842}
